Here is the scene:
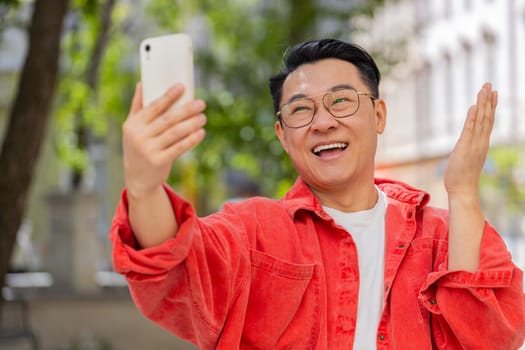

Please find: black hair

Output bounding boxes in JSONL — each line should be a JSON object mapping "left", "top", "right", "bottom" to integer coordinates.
{"left": 269, "top": 39, "right": 381, "bottom": 113}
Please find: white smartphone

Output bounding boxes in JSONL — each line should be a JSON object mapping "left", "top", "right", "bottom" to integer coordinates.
{"left": 139, "top": 33, "right": 194, "bottom": 108}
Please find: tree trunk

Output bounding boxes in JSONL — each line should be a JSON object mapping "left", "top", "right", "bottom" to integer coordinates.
{"left": 0, "top": 0, "right": 70, "bottom": 295}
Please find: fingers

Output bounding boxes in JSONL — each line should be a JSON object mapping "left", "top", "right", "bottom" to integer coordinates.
{"left": 127, "top": 82, "right": 184, "bottom": 124}
{"left": 461, "top": 104, "right": 477, "bottom": 141}
{"left": 444, "top": 83, "right": 497, "bottom": 195}
{"left": 125, "top": 80, "right": 207, "bottom": 138}
{"left": 128, "top": 82, "right": 143, "bottom": 117}
{"left": 140, "top": 84, "right": 186, "bottom": 123}
{"left": 159, "top": 127, "right": 207, "bottom": 164}
{"left": 155, "top": 113, "right": 207, "bottom": 150}
{"left": 149, "top": 99, "right": 206, "bottom": 137}
{"left": 473, "top": 83, "right": 496, "bottom": 145}
{"left": 456, "top": 83, "right": 498, "bottom": 159}
{"left": 123, "top": 81, "right": 208, "bottom": 169}
{"left": 491, "top": 89, "right": 498, "bottom": 113}
{"left": 490, "top": 89, "right": 498, "bottom": 130}
{"left": 124, "top": 95, "right": 207, "bottom": 158}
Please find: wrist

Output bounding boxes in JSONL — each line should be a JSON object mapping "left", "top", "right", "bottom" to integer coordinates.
{"left": 447, "top": 191, "right": 480, "bottom": 204}
{"left": 126, "top": 182, "right": 164, "bottom": 202}
{"left": 447, "top": 193, "right": 482, "bottom": 215}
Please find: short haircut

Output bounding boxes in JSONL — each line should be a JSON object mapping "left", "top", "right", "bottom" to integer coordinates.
{"left": 269, "top": 39, "right": 381, "bottom": 114}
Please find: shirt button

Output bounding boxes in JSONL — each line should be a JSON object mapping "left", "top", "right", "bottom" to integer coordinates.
{"left": 407, "top": 212, "right": 413, "bottom": 219}
{"left": 430, "top": 298, "right": 437, "bottom": 305}
{"left": 378, "top": 334, "right": 386, "bottom": 341}
{"left": 398, "top": 243, "right": 405, "bottom": 249}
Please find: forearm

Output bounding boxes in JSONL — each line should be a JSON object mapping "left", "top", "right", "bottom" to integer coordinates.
{"left": 129, "top": 184, "right": 179, "bottom": 248}
{"left": 447, "top": 193, "right": 485, "bottom": 272}
{"left": 444, "top": 84, "right": 498, "bottom": 272}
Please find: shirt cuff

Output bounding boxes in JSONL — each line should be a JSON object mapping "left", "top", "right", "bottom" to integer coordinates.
{"left": 418, "top": 222, "right": 515, "bottom": 313}
{"left": 110, "top": 184, "right": 197, "bottom": 280}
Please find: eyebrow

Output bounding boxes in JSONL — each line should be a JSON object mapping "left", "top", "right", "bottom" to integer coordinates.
{"left": 284, "top": 84, "right": 358, "bottom": 104}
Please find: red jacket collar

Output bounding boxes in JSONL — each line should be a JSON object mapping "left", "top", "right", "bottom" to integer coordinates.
{"left": 281, "top": 177, "right": 430, "bottom": 218}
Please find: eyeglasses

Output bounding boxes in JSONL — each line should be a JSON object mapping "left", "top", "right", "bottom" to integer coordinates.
{"left": 277, "top": 88, "right": 377, "bottom": 128}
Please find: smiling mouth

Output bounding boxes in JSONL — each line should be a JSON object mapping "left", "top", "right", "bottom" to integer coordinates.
{"left": 312, "top": 142, "right": 348, "bottom": 156}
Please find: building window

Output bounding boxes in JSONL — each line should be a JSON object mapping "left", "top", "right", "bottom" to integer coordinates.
{"left": 444, "top": 53, "right": 455, "bottom": 134}
{"left": 483, "top": 30, "right": 497, "bottom": 86}
{"left": 462, "top": 41, "right": 474, "bottom": 103}
{"left": 416, "top": 62, "right": 432, "bottom": 144}
{"left": 416, "top": 0, "right": 433, "bottom": 32}
{"left": 445, "top": 0, "right": 453, "bottom": 19}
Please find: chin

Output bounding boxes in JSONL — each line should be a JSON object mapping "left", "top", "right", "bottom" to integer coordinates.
{"left": 305, "top": 173, "right": 354, "bottom": 189}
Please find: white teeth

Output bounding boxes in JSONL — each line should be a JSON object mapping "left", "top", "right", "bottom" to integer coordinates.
{"left": 313, "top": 143, "right": 348, "bottom": 154}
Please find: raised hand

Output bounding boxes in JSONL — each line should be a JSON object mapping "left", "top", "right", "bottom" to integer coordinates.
{"left": 444, "top": 82, "right": 497, "bottom": 198}
{"left": 123, "top": 83, "right": 207, "bottom": 199}
{"left": 445, "top": 82, "right": 498, "bottom": 272}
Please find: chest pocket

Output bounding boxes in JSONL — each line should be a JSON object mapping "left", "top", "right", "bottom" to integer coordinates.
{"left": 405, "top": 237, "right": 447, "bottom": 290}
{"left": 240, "top": 249, "right": 320, "bottom": 350}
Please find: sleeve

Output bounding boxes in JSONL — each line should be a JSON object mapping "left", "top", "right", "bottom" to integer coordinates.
{"left": 109, "top": 185, "right": 250, "bottom": 349}
{"left": 419, "top": 222, "right": 525, "bottom": 349}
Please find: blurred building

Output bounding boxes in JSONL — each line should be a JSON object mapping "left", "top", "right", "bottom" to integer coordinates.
{"left": 356, "top": 0, "right": 525, "bottom": 270}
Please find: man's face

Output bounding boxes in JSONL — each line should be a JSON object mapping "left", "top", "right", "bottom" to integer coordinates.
{"left": 275, "top": 58, "right": 386, "bottom": 195}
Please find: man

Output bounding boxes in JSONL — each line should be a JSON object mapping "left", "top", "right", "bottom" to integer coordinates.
{"left": 110, "top": 39, "right": 525, "bottom": 349}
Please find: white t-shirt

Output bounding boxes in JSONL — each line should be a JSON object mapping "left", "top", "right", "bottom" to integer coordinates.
{"left": 323, "top": 187, "right": 387, "bottom": 350}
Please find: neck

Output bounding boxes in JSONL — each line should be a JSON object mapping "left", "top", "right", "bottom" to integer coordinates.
{"left": 312, "top": 179, "right": 378, "bottom": 213}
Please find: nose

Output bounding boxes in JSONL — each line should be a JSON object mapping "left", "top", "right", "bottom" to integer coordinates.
{"left": 310, "top": 103, "right": 338, "bottom": 131}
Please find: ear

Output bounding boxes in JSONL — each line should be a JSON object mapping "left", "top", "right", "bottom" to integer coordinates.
{"left": 374, "top": 98, "right": 387, "bottom": 134}
{"left": 275, "top": 120, "right": 290, "bottom": 154}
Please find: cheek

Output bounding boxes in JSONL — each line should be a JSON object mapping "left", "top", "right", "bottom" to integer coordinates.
{"left": 287, "top": 133, "right": 310, "bottom": 157}
{"left": 278, "top": 129, "right": 305, "bottom": 154}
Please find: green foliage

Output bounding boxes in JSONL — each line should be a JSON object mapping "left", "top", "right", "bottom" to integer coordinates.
{"left": 0, "top": 0, "right": 19, "bottom": 6}
{"left": 54, "top": 0, "right": 136, "bottom": 175}
{"left": 55, "top": 78, "right": 91, "bottom": 171}
{"left": 481, "top": 145, "right": 525, "bottom": 213}
{"left": 72, "top": 0, "right": 99, "bottom": 16}
{"left": 98, "top": 34, "right": 137, "bottom": 120}
{"left": 0, "top": 0, "right": 25, "bottom": 35}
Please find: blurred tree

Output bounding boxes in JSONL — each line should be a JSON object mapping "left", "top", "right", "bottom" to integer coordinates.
{"left": 146, "top": 0, "right": 390, "bottom": 213}
{"left": 54, "top": 0, "right": 137, "bottom": 190}
{"left": 0, "top": 0, "right": 135, "bottom": 296}
{"left": 0, "top": 0, "right": 70, "bottom": 300}
{"left": 61, "top": 0, "right": 118, "bottom": 189}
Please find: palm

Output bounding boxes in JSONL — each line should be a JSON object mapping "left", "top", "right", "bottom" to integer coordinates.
{"left": 444, "top": 83, "right": 497, "bottom": 197}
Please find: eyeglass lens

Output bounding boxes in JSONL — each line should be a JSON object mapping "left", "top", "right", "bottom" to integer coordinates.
{"left": 280, "top": 88, "right": 361, "bottom": 128}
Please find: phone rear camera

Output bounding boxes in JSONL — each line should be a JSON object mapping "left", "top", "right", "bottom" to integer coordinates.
{"left": 145, "top": 44, "right": 151, "bottom": 52}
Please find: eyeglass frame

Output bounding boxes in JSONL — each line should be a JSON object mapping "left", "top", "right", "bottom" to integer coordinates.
{"left": 276, "top": 86, "right": 377, "bottom": 129}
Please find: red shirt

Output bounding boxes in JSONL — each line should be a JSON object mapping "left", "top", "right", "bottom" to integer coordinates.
{"left": 110, "top": 178, "right": 525, "bottom": 349}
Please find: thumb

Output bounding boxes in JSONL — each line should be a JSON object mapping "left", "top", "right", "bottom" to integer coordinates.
{"left": 128, "top": 82, "right": 143, "bottom": 117}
